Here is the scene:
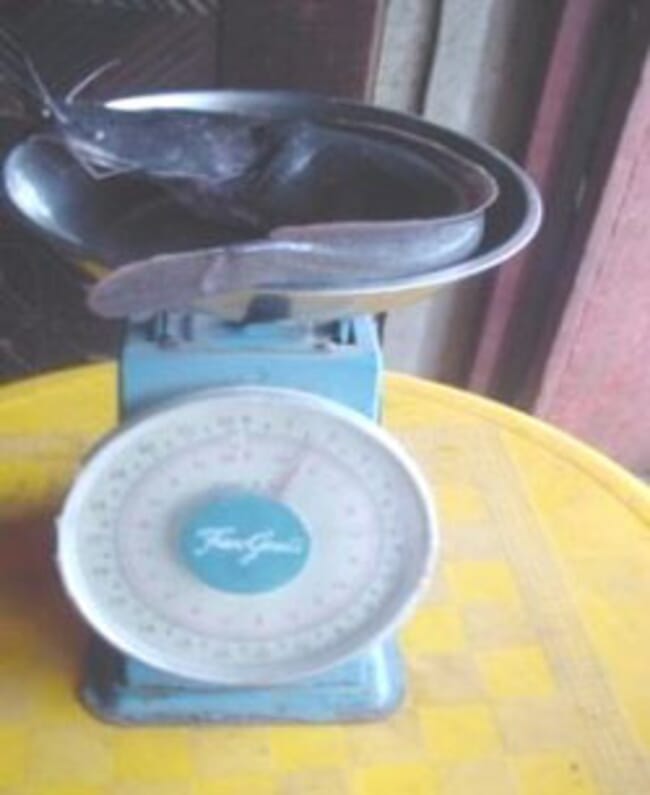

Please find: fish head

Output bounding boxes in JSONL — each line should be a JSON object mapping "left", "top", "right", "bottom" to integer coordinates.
{"left": 60, "top": 104, "right": 137, "bottom": 172}
{"left": 60, "top": 104, "right": 289, "bottom": 183}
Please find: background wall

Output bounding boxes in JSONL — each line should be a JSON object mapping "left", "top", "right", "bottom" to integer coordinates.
{"left": 376, "top": 0, "right": 555, "bottom": 382}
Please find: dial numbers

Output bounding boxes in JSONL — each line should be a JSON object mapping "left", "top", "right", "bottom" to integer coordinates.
{"left": 59, "top": 388, "right": 434, "bottom": 685}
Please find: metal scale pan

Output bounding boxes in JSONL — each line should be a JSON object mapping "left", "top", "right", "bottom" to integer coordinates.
{"left": 3, "top": 90, "right": 542, "bottom": 324}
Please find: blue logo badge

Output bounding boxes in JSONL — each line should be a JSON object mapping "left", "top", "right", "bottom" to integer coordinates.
{"left": 179, "top": 493, "right": 310, "bottom": 594}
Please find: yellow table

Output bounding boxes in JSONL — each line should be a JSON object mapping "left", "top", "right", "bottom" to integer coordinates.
{"left": 1, "top": 364, "right": 649, "bottom": 795}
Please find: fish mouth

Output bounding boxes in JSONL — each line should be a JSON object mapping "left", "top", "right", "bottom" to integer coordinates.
{"left": 64, "top": 136, "right": 134, "bottom": 175}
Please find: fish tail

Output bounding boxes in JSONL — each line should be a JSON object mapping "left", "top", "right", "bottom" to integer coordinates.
{"left": 87, "top": 251, "right": 216, "bottom": 318}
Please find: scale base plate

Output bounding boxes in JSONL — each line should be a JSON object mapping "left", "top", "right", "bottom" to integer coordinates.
{"left": 82, "top": 638, "right": 405, "bottom": 724}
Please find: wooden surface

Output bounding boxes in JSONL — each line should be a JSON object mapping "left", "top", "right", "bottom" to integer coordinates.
{"left": 535, "top": 50, "right": 650, "bottom": 472}
{"left": 218, "top": 0, "right": 385, "bottom": 98}
{"left": 1, "top": 364, "right": 649, "bottom": 793}
{"left": 468, "top": 0, "right": 592, "bottom": 393}
{"left": 467, "top": 0, "right": 650, "bottom": 439}
{"left": 468, "top": 0, "right": 607, "bottom": 396}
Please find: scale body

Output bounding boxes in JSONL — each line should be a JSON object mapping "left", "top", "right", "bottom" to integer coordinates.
{"left": 3, "top": 90, "right": 542, "bottom": 726}
{"left": 79, "top": 313, "right": 417, "bottom": 724}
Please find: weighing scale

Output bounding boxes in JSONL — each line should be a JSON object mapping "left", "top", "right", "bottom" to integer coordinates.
{"left": 3, "top": 91, "right": 541, "bottom": 724}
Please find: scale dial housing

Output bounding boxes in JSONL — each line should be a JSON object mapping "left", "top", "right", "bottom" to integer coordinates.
{"left": 58, "top": 387, "right": 436, "bottom": 685}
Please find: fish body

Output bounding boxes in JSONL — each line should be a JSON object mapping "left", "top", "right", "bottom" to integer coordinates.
{"left": 57, "top": 104, "right": 293, "bottom": 230}
{"left": 0, "top": 29, "right": 290, "bottom": 228}
{"left": 1, "top": 30, "right": 498, "bottom": 317}
{"left": 58, "top": 104, "right": 274, "bottom": 181}
{"left": 87, "top": 214, "right": 485, "bottom": 318}
{"left": 58, "top": 106, "right": 468, "bottom": 233}
{"left": 0, "top": 30, "right": 481, "bottom": 228}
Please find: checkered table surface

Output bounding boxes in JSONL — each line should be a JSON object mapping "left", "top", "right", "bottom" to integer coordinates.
{"left": 1, "top": 364, "right": 649, "bottom": 794}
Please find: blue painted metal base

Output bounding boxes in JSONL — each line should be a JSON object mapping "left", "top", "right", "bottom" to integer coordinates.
{"left": 82, "top": 314, "right": 403, "bottom": 724}
{"left": 82, "top": 640, "right": 405, "bottom": 724}
{"left": 121, "top": 315, "right": 382, "bottom": 420}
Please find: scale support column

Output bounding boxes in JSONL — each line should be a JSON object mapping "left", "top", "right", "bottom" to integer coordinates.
{"left": 82, "top": 313, "right": 406, "bottom": 724}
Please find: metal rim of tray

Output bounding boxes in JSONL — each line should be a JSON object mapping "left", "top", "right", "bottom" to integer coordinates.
{"left": 2, "top": 90, "right": 542, "bottom": 321}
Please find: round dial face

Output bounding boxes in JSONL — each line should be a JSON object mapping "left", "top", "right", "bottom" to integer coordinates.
{"left": 58, "top": 387, "right": 435, "bottom": 685}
